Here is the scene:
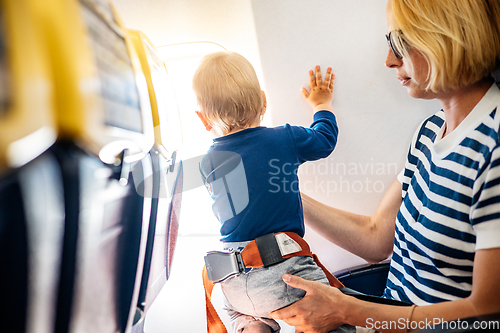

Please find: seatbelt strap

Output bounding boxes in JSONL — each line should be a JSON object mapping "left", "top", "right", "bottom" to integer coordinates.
{"left": 203, "top": 265, "right": 228, "bottom": 333}
{"left": 202, "top": 232, "right": 343, "bottom": 333}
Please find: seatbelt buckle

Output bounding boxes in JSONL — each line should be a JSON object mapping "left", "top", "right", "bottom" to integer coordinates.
{"left": 204, "top": 250, "right": 244, "bottom": 282}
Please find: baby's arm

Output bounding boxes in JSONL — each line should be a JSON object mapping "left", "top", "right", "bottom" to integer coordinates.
{"left": 302, "top": 65, "right": 334, "bottom": 112}
{"left": 287, "top": 65, "right": 337, "bottom": 162}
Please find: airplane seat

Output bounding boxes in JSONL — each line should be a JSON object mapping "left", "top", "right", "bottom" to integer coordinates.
{"left": 25, "top": 0, "right": 157, "bottom": 331}
{"left": 336, "top": 262, "right": 391, "bottom": 297}
{"left": 126, "top": 29, "right": 184, "bottom": 332}
{"left": 0, "top": 151, "right": 66, "bottom": 333}
{"left": 117, "top": 154, "right": 154, "bottom": 332}
{"left": 129, "top": 149, "right": 163, "bottom": 332}
{"left": 0, "top": 1, "right": 64, "bottom": 332}
{"left": 0, "top": 171, "right": 29, "bottom": 333}
{"left": 49, "top": 141, "right": 152, "bottom": 333}
{"left": 130, "top": 156, "right": 183, "bottom": 333}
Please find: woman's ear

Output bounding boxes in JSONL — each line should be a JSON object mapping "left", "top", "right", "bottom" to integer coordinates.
{"left": 261, "top": 90, "right": 267, "bottom": 116}
{"left": 195, "top": 111, "right": 213, "bottom": 131}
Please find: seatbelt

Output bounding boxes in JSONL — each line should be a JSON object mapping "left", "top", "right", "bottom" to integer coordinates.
{"left": 202, "top": 232, "right": 343, "bottom": 333}
{"left": 203, "top": 268, "right": 228, "bottom": 333}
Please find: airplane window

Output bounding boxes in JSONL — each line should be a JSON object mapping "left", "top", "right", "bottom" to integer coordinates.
{"left": 157, "top": 43, "right": 225, "bottom": 157}
{"left": 145, "top": 43, "right": 231, "bottom": 332}
{"left": 0, "top": 11, "right": 10, "bottom": 117}
{"left": 80, "top": 0, "right": 143, "bottom": 133}
{"left": 145, "top": 42, "right": 182, "bottom": 153}
{"left": 157, "top": 42, "right": 228, "bottom": 237}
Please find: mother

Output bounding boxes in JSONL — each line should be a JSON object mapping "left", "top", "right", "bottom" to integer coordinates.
{"left": 271, "top": 0, "right": 500, "bottom": 332}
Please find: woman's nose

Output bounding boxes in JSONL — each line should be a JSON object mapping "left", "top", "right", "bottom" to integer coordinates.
{"left": 385, "top": 48, "right": 402, "bottom": 68}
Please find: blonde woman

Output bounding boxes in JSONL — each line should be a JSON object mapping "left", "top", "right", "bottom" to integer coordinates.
{"left": 271, "top": 0, "right": 500, "bottom": 332}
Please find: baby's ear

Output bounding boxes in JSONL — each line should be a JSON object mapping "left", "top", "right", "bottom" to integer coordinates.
{"left": 261, "top": 90, "right": 267, "bottom": 115}
{"left": 195, "top": 111, "right": 213, "bottom": 131}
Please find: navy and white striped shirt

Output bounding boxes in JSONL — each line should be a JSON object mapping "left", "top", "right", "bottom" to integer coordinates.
{"left": 384, "top": 84, "right": 500, "bottom": 305}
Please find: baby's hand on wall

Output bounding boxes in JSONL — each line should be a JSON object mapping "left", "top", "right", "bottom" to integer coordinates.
{"left": 302, "top": 65, "right": 334, "bottom": 111}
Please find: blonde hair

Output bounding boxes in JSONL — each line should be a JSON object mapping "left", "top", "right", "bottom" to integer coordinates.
{"left": 390, "top": 0, "right": 500, "bottom": 92}
{"left": 192, "top": 51, "right": 264, "bottom": 135}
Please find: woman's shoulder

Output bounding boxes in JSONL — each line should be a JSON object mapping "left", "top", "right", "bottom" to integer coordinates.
{"left": 419, "top": 110, "right": 445, "bottom": 132}
{"left": 409, "top": 110, "right": 445, "bottom": 145}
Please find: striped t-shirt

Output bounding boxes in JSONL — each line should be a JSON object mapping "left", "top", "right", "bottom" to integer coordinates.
{"left": 384, "top": 83, "right": 500, "bottom": 305}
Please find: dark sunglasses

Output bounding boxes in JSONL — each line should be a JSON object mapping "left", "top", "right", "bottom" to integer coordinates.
{"left": 385, "top": 30, "right": 404, "bottom": 60}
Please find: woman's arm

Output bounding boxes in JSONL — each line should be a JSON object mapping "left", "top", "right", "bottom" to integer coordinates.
{"left": 302, "top": 179, "right": 402, "bottom": 263}
{"left": 270, "top": 247, "right": 500, "bottom": 333}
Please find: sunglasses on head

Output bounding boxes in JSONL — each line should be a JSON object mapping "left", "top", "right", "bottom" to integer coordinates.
{"left": 385, "top": 30, "right": 404, "bottom": 60}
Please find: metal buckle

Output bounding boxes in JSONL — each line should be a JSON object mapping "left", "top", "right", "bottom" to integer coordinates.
{"left": 204, "top": 250, "right": 244, "bottom": 282}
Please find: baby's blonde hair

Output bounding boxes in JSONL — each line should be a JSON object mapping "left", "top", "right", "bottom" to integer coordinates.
{"left": 390, "top": 0, "right": 500, "bottom": 92}
{"left": 193, "top": 51, "right": 264, "bottom": 135}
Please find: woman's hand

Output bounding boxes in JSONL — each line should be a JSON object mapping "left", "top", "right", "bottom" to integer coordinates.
{"left": 302, "top": 65, "right": 335, "bottom": 111}
{"left": 269, "top": 274, "right": 347, "bottom": 333}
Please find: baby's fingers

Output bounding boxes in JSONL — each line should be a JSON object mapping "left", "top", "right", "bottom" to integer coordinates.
{"left": 315, "top": 65, "right": 322, "bottom": 87}
{"left": 308, "top": 69, "right": 316, "bottom": 88}
{"left": 324, "top": 67, "right": 333, "bottom": 87}
{"left": 301, "top": 87, "right": 310, "bottom": 99}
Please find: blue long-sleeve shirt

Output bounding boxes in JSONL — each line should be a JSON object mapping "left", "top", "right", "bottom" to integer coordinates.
{"left": 199, "top": 111, "right": 338, "bottom": 242}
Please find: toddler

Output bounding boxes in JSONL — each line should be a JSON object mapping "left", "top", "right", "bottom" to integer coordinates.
{"left": 194, "top": 51, "right": 338, "bottom": 333}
